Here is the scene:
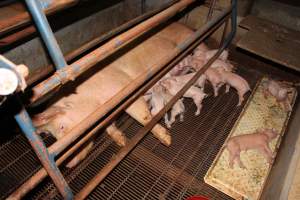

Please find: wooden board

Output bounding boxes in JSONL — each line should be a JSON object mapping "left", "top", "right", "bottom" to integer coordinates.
{"left": 237, "top": 16, "right": 300, "bottom": 72}
{"left": 204, "top": 77, "right": 297, "bottom": 200}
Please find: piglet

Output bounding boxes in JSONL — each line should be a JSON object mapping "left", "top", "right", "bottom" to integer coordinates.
{"left": 149, "top": 84, "right": 168, "bottom": 116}
{"left": 165, "top": 98, "right": 185, "bottom": 128}
{"left": 204, "top": 68, "right": 224, "bottom": 97}
{"left": 192, "top": 43, "right": 209, "bottom": 58}
{"left": 161, "top": 78, "right": 207, "bottom": 116}
{"left": 210, "top": 59, "right": 235, "bottom": 72}
{"left": 204, "top": 49, "right": 229, "bottom": 62}
{"left": 218, "top": 69, "right": 251, "bottom": 106}
{"left": 171, "top": 72, "right": 207, "bottom": 90}
{"left": 262, "top": 79, "right": 293, "bottom": 111}
{"left": 169, "top": 55, "right": 194, "bottom": 76}
{"left": 149, "top": 84, "right": 185, "bottom": 128}
{"left": 226, "top": 129, "right": 278, "bottom": 169}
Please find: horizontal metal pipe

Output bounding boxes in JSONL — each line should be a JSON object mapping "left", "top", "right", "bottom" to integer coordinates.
{"left": 8, "top": 5, "right": 232, "bottom": 199}
{"left": 0, "top": 26, "right": 35, "bottom": 47}
{"left": 63, "top": 0, "right": 179, "bottom": 64}
{"left": 29, "top": 0, "right": 195, "bottom": 103}
{"left": 76, "top": 5, "right": 236, "bottom": 198}
{"left": 13, "top": 102, "right": 73, "bottom": 200}
{"left": 25, "top": 0, "right": 67, "bottom": 70}
{"left": 0, "top": 0, "right": 78, "bottom": 36}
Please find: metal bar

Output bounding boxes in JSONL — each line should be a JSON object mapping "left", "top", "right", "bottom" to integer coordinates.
{"left": 29, "top": 0, "right": 196, "bottom": 103}
{"left": 8, "top": 1, "right": 236, "bottom": 198}
{"left": 48, "top": 5, "right": 232, "bottom": 159}
{"left": 0, "top": 26, "right": 35, "bottom": 48}
{"left": 206, "top": 0, "right": 217, "bottom": 22}
{"left": 20, "top": 0, "right": 178, "bottom": 91}
{"left": 8, "top": 10, "right": 228, "bottom": 200}
{"left": 75, "top": 2, "right": 236, "bottom": 198}
{"left": 219, "top": 18, "right": 229, "bottom": 48}
{"left": 13, "top": 98, "right": 73, "bottom": 200}
{"left": 8, "top": 5, "right": 232, "bottom": 200}
{"left": 0, "top": 0, "right": 78, "bottom": 37}
{"left": 24, "top": 0, "right": 67, "bottom": 70}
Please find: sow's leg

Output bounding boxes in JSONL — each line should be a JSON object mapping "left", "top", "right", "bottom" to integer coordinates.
{"left": 125, "top": 97, "right": 171, "bottom": 146}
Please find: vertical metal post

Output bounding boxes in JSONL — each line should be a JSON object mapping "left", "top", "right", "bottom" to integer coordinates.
{"left": 24, "top": 0, "right": 67, "bottom": 70}
{"left": 14, "top": 98, "right": 73, "bottom": 199}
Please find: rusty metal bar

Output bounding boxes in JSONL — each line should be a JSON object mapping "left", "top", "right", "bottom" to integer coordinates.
{"left": 29, "top": 0, "right": 196, "bottom": 103}
{"left": 13, "top": 100, "right": 73, "bottom": 200}
{"left": 0, "top": 26, "right": 35, "bottom": 47}
{"left": 75, "top": 2, "right": 236, "bottom": 198}
{"left": 8, "top": 4, "right": 232, "bottom": 199}
{"left": 219, "top": 18, "right": 229, "bottom": 48}
{"left": 206, "top": 0, "right": 217, "bottom": 22}
{"left": 0, "top": 0, "right": 78, "bottom": 37}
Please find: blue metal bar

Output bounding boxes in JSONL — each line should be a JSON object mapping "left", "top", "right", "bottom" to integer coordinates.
{"left": 14, "top": 98, "right": 73, "bottom": 200}
{"left": 24, "top": 0, "right": 67, "bottom": 70}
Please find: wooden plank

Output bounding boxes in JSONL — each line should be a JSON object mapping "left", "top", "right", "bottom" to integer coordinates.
{"left": 237, "top": 16, "right": 300, "bottom": 72}
{"left": 205, "top": 77, "right": 297, "bottom": 200}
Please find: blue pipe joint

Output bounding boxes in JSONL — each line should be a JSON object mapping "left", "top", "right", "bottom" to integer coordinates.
{"left": 39, "top": 0, "right": 53, "bottom": 9}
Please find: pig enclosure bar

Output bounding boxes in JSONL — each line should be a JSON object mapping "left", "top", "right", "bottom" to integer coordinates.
{"left": 8, "top": 8, "right": 232, "bottom": 200}
{"left": 0, "top": 0, "right": 78, "bottom": 37}
{"left": 3, "top": 0, "right": 237, "bottom": 199}
{"left": 28, "top": 0, "right": 196, "bottom": 103}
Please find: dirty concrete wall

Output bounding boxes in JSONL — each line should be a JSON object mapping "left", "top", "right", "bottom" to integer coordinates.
{"left": 3, "top": 0, "right": 142, "bottom": 85}
{"left": 143, "top": 0, "right": 174, "bottom": 12}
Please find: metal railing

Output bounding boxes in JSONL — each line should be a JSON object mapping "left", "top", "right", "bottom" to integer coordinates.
{"left": 2, "top": 0, "right": 237, "bottom": 199}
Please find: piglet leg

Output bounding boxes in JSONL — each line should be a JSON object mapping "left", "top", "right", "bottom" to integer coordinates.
{"left": 283, "top": 100, "right": 292, "bottom": 111}
{"left": 236, "top": 155, "right": 246, "bottom": 169}
{"left": 212, "top": 83, "right": 219, "bottom": 97}
{"left": 179, "top": 113, "right": 184, "bottom": 122}
{"left": 225, "top": 84, "right": 230, "bottom": 93}
{"left": 195, "top": 104, "right": 202, "bottom": 116}
{"left": 164, "top": 113, "right": 170, "bottom": 128}
{"left": 228, "top": 152, "right": 236, "bottom": 169}
{"left": 260, "top": 144, "right": 275, "bottom": 164}
{"left": 167, "top": 109, "right": 177, "bottom": 128}
{"left": 237, "top": 92, "right": 245, "bottom": 106}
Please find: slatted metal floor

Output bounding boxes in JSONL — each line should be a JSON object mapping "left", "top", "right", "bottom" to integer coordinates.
{"left": 0, "top": 65, "right": 270, "bottom": 199}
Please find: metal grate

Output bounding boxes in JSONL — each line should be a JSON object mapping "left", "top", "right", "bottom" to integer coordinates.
{"left": 0, "top": 64, "right": 274, "bottom": 200}
{"left": 27, "top": 66, "right": 260, "bottom": 200}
